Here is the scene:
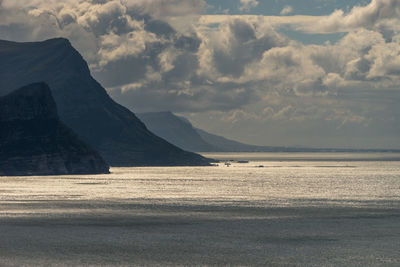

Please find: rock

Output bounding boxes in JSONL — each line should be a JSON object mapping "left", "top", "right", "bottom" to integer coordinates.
{"left": 0, "top": 38, "right": 212, "bottom": 166}
{"left": 0, "top": 83, "right": 109, "bottom": 176}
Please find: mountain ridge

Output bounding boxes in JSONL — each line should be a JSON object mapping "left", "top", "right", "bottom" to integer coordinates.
{"left": 139, "top": 111, "right": 400, "bottom": 153}
{"left": 0, "top": 82, "right": 109, "bottom": 176}
{"left": 0, "top": 38, "right": 212, "bottom": 166}
{"left": 137, "top": 111, "right": 218, "bottom": 152}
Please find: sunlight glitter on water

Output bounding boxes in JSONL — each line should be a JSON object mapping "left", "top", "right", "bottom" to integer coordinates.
{"left": 1, "top": 153, "right": 400, "bottom": 209}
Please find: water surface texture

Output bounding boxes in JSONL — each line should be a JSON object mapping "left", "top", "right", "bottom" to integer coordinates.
{"left": 1, "top": 153, "right": 399, "bottom": 266}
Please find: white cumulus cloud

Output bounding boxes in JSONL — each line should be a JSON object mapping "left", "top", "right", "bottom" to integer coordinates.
{"left": 239, "top": 0, "right": 259, "bottom": 12}
{"left": 0, "top": 0, "right": 399, "bottom": 148}
{"left": 280, "top": 5, "right": 293, "bottom": 16}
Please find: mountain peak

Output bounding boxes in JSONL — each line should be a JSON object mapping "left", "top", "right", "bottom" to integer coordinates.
{"left": 0, "top": 83, "right": 109, "bottom": 175}
{"left": 0, "top": 38, "right": 212, "bottom": 166}
{"left": 0, "top": 37, "right": 71, "bottom": 49}
{"left": 43, "top": 37, "right": 71, "bottom": 45}
{"left": 5, "top": 82, "right": 52, "bottom": 99}
{"left": 0, "top": 82, "right": 57, "bottom": 122}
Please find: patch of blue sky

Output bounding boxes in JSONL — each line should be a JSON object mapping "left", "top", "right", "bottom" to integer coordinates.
{"left": 205, "top": 0, "right": 370, "bottom": 16}
{"left": 279, "top": 26, "right": 347, "bottom": 45}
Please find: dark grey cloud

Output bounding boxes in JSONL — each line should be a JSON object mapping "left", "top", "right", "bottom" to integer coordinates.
{"left": 144, "top": 19, "right": 176, "bottom": 37}
{"left": 0, "top": 0, "right": 399, "bottom": 148}
{"left": 212, "top": 19, "right": 288, "bottom": 77}
{"left": 108, "top": 80, "right": 258, "bottom": 113}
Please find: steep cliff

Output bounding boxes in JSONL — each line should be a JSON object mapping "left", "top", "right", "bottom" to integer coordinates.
{"left": 0, "top": 83, "right": 109, "bottom": 176}
{"left": 0, "top": 38, "right": 211, "bottom": 166}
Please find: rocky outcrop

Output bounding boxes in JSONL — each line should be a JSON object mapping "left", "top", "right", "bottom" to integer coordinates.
{"left": 0, "top": 83, "right": 109, "bottom": 176}
{"left": 0, "top": 38, "right": 211, "bottom": 166}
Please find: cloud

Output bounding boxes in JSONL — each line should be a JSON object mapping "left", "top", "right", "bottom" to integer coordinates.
{"left": 302, "top": 0, "right": 400, "bottom": 33}
{"left": 126, "top": 0, "right": 205, "bottom": 18}
{"left": 280, "top": 5, "right": 294, "bottom": 16}
{"left": 198, "top": 15, "right": 319, "bottom": 26}
{"left": 0, "top": 0, "right": 399, "bottom": 148}
{"left": 97, "top": 29, "right": 158, "bottom": 67}
{"left": 238, "top": 0, "right": 259, "bottom": 12}
{"left": 207, "top": 19, "right": 288, "bottom": 78}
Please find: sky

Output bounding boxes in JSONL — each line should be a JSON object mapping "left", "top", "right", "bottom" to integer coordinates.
{"left": 0, "top": 0, "right": 399, "bottom": 149}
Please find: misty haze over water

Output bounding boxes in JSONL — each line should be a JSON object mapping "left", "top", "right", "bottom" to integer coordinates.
{"left": 0, "top": 153, "right": 399, "bottom": 266}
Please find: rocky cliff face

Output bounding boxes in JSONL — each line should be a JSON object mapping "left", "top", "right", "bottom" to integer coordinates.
{"left": 0, "top": 38, "right": 211, "bottom": 166}
{"left": 0, "top": 83, "right": 109, "bottom": 176}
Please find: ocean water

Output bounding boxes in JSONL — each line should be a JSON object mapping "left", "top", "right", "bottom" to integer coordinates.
{"left": 0, "top": 153, "right": 399, "bottom": 266}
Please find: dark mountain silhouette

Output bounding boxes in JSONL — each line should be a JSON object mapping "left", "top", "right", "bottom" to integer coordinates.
{"left": 0, "top": 83, "right": 109, "bottom": 176}
{"left": 0, "top": 38, "right": 211, "bottom": 166}
{"left": 137, "top": 111, "right": 218, "bottom": 152}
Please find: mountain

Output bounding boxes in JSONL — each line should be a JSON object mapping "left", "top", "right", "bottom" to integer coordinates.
{"left": 0, "top": 83, "right": 109, "bottom": 176}
{"left": 195, "top": 129, "right": 303, "bottom": 152}
{"left": 196, "top": 129, "right": 400, "bottom": 153}
{"left": 137, "top": 111, "right": 288, "bottom": 152}
{"left": 195, "top": 129, "right": 267, "bottom": 152}
{"left": 137, "top": 112, "right": 218, "bottom": 152}
{"left": 137, "top": 111, "right": 281, "bottom": 152}
{"left": 138, "top": 112, "right": 400, "bottom": 153}
{"left": 0, "top": 38, "right": 211, "bottom": 166}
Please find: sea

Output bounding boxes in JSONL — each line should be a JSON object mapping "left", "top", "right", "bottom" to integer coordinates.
{"left": 0, "top": 152, "right": 399, "bottom": 266}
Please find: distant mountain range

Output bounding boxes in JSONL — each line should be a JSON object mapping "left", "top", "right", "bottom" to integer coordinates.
{"left": 0, "top": 83, "right": 109, "bottom": 176}
{"left": 0, "top": 38, "right": 211, "bottom": 166}
{"left": 137, "top": 112, "right": 218, "bottom": 152}
{"left": 139, "top": 111, "right": 400, "bottom": 153}
{"left": 138, "top": 111, "right": 291, "bottom": 152}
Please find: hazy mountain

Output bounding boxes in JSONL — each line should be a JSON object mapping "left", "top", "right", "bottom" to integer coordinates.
{"left": 138, "top": 112, "right": 400, "bottom": 153}
{"left": 0, "top": 83, "right": 109, "bottom": 176}
{"left": 138, "top": 111, "right": 270, "bottom": 152}
{"left": 138, "top": 111, "right": 295, "bottom": 152}
{"left": 137, "top": 112, "right": 218, "bottom": 152}
{"left": 196, "top": 129, "right": 400, "bottom": 153}
{"left": 195, "top": 129, "right": 269, "bottom": 152}
{"left": 0, "top": 38, "right": 211, "bottom": 166}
